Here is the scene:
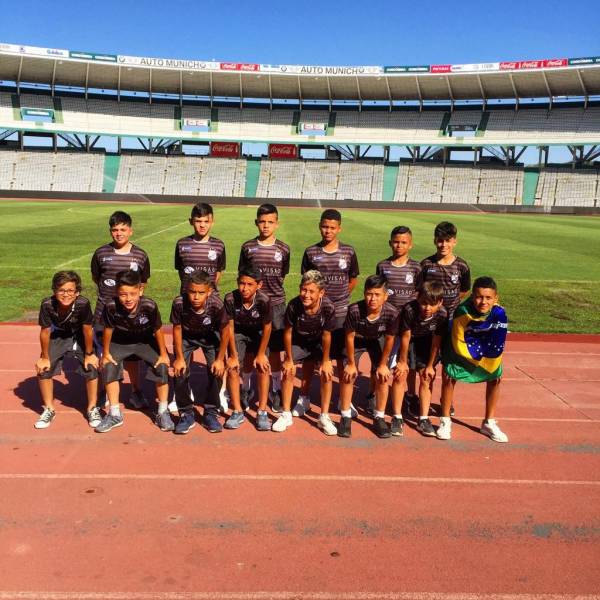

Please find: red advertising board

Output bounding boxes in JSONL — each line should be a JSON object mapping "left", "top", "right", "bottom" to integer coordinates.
{"left": 269, "top": 144, "right": 298, "bottom": 159}
{"left": 210, "top": 142, "right": 240, "bottom": 158}
{"left": 220, "top": 62, "right": 260, "bottom": 72}
{"left": 543, "top": 58, "right": 567, "bottom": 68}
{"left": 430, "top": 64, "right": 451, "bottom": 73}
{"left": 500, "top": 61, "right": 520, "bottom": 71}
{"left": 518, "top": 60, "right": 543, "bottom": 70}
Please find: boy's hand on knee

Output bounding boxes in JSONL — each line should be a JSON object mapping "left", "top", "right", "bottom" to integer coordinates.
{"left": 376, "top": 364, "right": 391, "bottom": 384}
{"left": 394, "top": 361, "right": 409, "bottom": 382}
{"left": 154, "top": 354, "right": 169, "bottom": 369}
{"left": 227, "top": 356, "right": 240, "bottom": 372}
{"left": 254, "top": 353, "right": 270, "bottom": 373}
{"left": 343, "top": 363, "right": 357, "bottom": 383}
{"left": 211, "top": 359, "right": 225, "bottom": 378}
{"left": 320, "top": 359, "right": 334, "bottom": 382}
{"left": 84, "top": 354, "right": 99, "bottom": 371}
{"left": 101, "top": 353, "right": 117, "bottom": 368}
{"left": 282, "top": 359, "right": 296, "bottom": 379}
{"left": 35, "top": 357, "right": 50, "bottom": 374}
{"left": 172, "top": 357, "right": 186, "bottom": 377}
{"left": 424, "top": 365, "right": 436, "bottom": 382}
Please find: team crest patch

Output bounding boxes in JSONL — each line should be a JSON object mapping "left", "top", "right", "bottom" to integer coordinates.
{"left": 129, "top": 262, "right": 138, "bottom": 271}
{"left": 208, "top": 249, "right": 217, "bottom": 261}
{"left": 274, "top": 250, "right": 283, "bottom": 262}
{"left": 451, "top": 273, "right": 459, "bottom": 284}
{"left": 138, "top": 316, "right": 149, "bottom": 325}
{"left": 184, "top": 266, "right": 195, "bottom": 274}
{"left": 203, "top": 317, "right": 212, "bottom": 326}
{"left": 251, "top": 310, "right": 260, "bottom": 319}
{"left": 339, "top": 258, "right": 348, "bottom": 270}
{"left": 405, "top": 273, "right": 414, "bottom": 284}
{"left": 104, "top": 278, "right": 116, "bottom": 287}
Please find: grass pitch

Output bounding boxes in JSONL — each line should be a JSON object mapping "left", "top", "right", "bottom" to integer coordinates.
{"left": 1, "top": 200, "right": 598, "bottom": 333}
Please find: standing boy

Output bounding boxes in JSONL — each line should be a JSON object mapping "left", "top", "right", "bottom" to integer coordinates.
{"left": 34, "top": 271, "right": 100, "bottom": 429}
{"left": 238, "top": 204, "right": 290, "bottom": 411}
{"left": 272, "top": 271, "right": 337, "bottom": 433}
{"left": 171, "top": 270, "right": 229, "bottom": 434}
{"left": 337, "top": 275, "right": 398, "bottom": 439}
{"left": 95, "top": 270, "right": 171, "bottom": 433}
{"left": 437, "top": 276, "right": 509, "bottom": 443}
{"left": 224, "top": 268, "right": 272, "bottom": 431}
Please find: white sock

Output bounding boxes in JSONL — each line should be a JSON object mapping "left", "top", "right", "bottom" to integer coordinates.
{"left": 419, "top": 416, "right": 428, "bottom": 421}
{"left": 158, "top": 401, "right": 168, "bottom": 414}
{"left": 110, "top": 405, "right": 121, "bottom": 417}
{"left": 341, "top": 409, "right": 352, "bottom": 418}
{"left": 282, "top": 410, "right": 291, "bottom": 418}
{"left": 393, "top": 414, "right": 402, "bottom": 419}
{"left": 242, "top": 371, "right": 252, "bottom": 390}
{"left": 375, "top": 410, "right": 385, "bottom": 419}
{"left": 440, "top": 416, "right": 451, "bottom": 424}
{"left": 271, "top": 371, "right": 282, "bottom": 392}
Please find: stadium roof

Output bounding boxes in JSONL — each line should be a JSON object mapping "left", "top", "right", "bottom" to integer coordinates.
{"left": 1, "top": 42, "right": 600, "bottom": 102}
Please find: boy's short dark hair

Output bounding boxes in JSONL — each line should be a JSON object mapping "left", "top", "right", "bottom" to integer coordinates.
{"left": 364, "top": 274, "right": 388, "bottom": 293}
{"left": 417, "top": 281, "right": 444, "bottom": 305}
{"left": 52, "top": 270, "right": 82, "bottom": 292}
{"left": 434, "top": 221, "right": 457, "bottom": 240}
{"left": 116, "top": 270, "right": 141, "bottom": 288}
{"left": 390, "top": 225, "right": 412, "bottom": 238}
{"left": 256, "top": 203, "right": 278, "bottom": 218}
{"left": 109, "top": 211, "right": 132, "bottom": 228}
{"left": 238, "top": 267, "right": 262, "bottom": 282}
{"left": 191, "top": 203, "right": 213, "bottom": 219}
{"left": 320, "top": 209, "right": 342, "bottom": 224}
{"left": 188, "top": 270, "right": 212, "bottom": 287}
{"left": 473, "top": 276, "right": 497, "bottom": 292}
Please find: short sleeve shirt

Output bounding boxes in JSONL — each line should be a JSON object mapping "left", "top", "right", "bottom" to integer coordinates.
{"left": 238, "top": 239, "right": 290, "bottom": 306}
{"left": 38, "top": 295, "right": 93, "bottom": 337}
{"left": 102, "top": 296, "right": 161, "bottom": 344}
{"left": 399, "top": 300, "right": 448, "bottom": 338}
{"left": 301, "top": 242, "right": 359, "bottom": 318}
{"left": 170, "top": 293, "right": 229, "bottom": 339}
{"left": 224, "top": 289, "right": 272, "bottom": 335}
{"left": 420, "top": 255, "right": 470, "bottom": 316}
{"left": 174, "top": 235, "right": 226, "bottom": 290}
{"left": 344, "top": 301, "right": 398, "bottom": 340}
{"left": 91, "top": 244, "right": 150, "bottom": 318}
{"left": 376, "top": 258, "right": 422, "bottom": 309}
{"left": 285, "top": 296, "right": 337, "bottom": 345}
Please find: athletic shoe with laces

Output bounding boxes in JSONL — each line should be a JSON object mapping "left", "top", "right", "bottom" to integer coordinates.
{"left": 34, "top": 407, "right": 55, "bottom": 429}
{"left": 480, "top": 419, "right": 508, "bottom": 443}
{"left": 175, "top": 410, "right": 196, "bottom": 435}
{"left": 240, "top": 388, "right": 255, "bottom": 412}
{"left": 337, "top": 416, "right": 352, "bottom": 438}
{"left": 256, "top": 410, "right": 270, "bottom": 432}
{"left": 271, "top": 412, "right": 293, "bottom": 432}
{"left": 318, "top": 413, "right": 337, "bottom": 436}
{"left": 269, "top": 389, "right": 282, "bottom": 413}
{"left": 390, "top": 416, "right": 404, "bottom": 437}
{"left": 292, "top": 394, "right": 310, "bottom": 417}
{"left": 365, "top": 392, "right": 376, "bottom": 417}
{"left": 87, "top": 406, "right": 103, "bottom": 428}
{"left": 224, "top": 411, "right": 245, "bottom": 429}
{"left": 436, "top": 418, "right": 452, "bottom": 440}
{"left": 94, "top": 413, "right": 124, "bottom": 433}
{"left": 129, "top": 390, "right": 149, "bottom": 410}
{"left": 156, "top": 410, "right": 175, "bottom": 432}
{"left": 350, "top": 403, "right": 358, "bottom": 419}
{"left": 416, "top": 417, "right": 436, "bottom": 437}
{"left": 203, "top": 412, "right": 222, "bottom": 433}
{"left": 373, "top": 416, "right": 391, "bottom": 439}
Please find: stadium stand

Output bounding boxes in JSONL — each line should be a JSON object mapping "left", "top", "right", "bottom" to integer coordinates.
{"left": 537, "top": 167, "right": 599, "bottom": 207}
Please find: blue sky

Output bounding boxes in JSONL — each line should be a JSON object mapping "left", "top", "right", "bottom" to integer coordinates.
{"left": 1, "top": 0, "right": 599, "bottom": 66}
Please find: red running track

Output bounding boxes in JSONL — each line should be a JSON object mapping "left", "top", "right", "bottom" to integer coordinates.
{"left": 0, "top": 324, "right": 599, "bottom": 600}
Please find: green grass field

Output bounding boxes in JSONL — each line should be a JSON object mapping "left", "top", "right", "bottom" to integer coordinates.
{"left": 1, "top": 200, "right": 599, "bottom": 333}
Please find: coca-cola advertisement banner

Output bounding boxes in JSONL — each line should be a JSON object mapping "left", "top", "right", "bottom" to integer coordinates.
{"left": 210, "top": 142, "right": 240, "bottom": 158}
{"left": 430, "top": 64, "right": 451, "bottom": 73}
{"left": 220, "top": 62, "right": 260, "bottom": 72}
{"left": 269, "top": 144, "right": 298, "bottom": 159}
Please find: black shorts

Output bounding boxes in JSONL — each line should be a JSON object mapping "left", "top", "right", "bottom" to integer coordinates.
{"left": 234, "top": 331, "right": 267, "bottom": 366}
{"left": 347, "top": 337, "right": 385, "bottom": 369}
{"left": 103, "top": 341, "right": 168, "bottom": 384}
{"left": 289, "top": 340, "right": 323, "bottom": 364}
{"left": 408, "top": 334, "right": 440, "bottom": 371}
{"left": 38, "top": 335, "right": 98, "bottom": 381}
{"left": 268, "top": 303, "right": 286, "bottom": 353}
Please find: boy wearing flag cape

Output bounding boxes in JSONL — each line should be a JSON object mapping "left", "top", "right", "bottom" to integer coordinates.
{"left": 437, "top": 276, "right": 509, "bottom": 443}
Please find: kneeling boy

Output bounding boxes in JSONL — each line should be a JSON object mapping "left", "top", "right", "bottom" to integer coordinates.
{"left": 96, "top": 270, "right": 171, "bottom": 433}
{"left": 34, "top": 271, "right": 100, "bottom": 429}
{"left": 437, "top": 276, "right": 509, "bottom": 443}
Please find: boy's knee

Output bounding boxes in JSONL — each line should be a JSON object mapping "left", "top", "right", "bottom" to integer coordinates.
{"left": 103, "top": 363, "right": 121, "bottom": 383}
{"left": 153, "top": 363, "right": 169, "bottom": 384}
{"left": 83, "top": 365, "right": 99, "bottom": 380}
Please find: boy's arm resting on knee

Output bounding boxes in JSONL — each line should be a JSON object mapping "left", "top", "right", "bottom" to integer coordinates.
{"left": 172, "top": 324, "right": 186, "bottom": 375}
{"left": 153, "top": 328, "right": 169, "bottom": 367}
{"left": 343, "top": 330, "right": 357, "bottom": 382}
{"left": 320, "top": 330, "right": 333, "bottom": 381}
{"left": 394, "top": 330, "right": 411, "bottom": 380}
{"left": 101, "top": 327, "right": 117, "bottom": 367}
{"left": 282, "top": 326, "right": 295, "bottom": 377}
{"left": 226, "top": 321, "right": 239, "bottom": 372}
{"left": 211, "top": 323, "right": 229, "bottom": 377}
{"left": 36, "top": 327, "right": 51, "bottom": 373}
{"left": 376, "top": 334, "right": 394, "bottom": 382}
{"left": 425, "top": 334, "right": 442, "bottom": 380}
{"left": 82, "top": 324, "right": 99, "bottom": 370}
{"left": 254, "top": 322, "right": 272, "bottom": 372}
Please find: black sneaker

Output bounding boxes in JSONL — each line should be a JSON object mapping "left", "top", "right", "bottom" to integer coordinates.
{"left": 404, "top": 393, "right": 419, "bottom": 419}
{"left": 175, "top": 410, "right": 196, "bottom": 435}
{"left": 374, "top": 417, "right": 391, "bottom": 439}
{"left": 337, "top": 416, "right": 352, "bottom": 438}
{"left": 203, "top": 412, "right": 222, "bottom": 433}
{"left": 416, "top": 417, "right": 436, "bottom": 437}
{"left": 390, "top": 417, "right": 404, "bottom": 437}
{"left": 269, "top": 389, "right": 282, "bottom": 413}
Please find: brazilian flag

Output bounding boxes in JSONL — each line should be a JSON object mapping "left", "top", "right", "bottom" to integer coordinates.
{"left": 443, "top": 299, "right": 508, "bottom": 383}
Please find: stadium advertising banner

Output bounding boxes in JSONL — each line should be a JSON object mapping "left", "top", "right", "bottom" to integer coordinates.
{"left": 269, "top": 144, "right": 298, "bottom": 159}
{"left": 568, "top": 56, "right": 600, "bottom": 65}
{"left": 384, "top": 66, "right": 429, "bottom": 73}
{"left": 0, "top": 42, "right": 68, "bottom": 58}
{"left": 220, "top": 62, "right": 260, "bottom": 72}
{"left": 261, "top": 64, "right": 382, "bottom": 76}
{"left": 117, "top": 55, "right": 220, "bottom": 71}
{"left": 210, "top": 142, "right": 240, "bottom": 158}
{"left": 69, "top": 50, "right": 117, "bottom": 62}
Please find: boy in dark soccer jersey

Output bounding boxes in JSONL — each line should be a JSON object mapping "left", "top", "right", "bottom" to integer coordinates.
{"left": 300, "top": 209, "right": 359, "bottom": 417}
{"left": 91, "top": 211, "right": 150, "bottom": 409}
{"left": 393, "top": 282, "right": 448, "bottom": 437}
{"left": 272, "top": 270, "right": 337, "bottom": 433}
{"left": 34, "top": 271, "right": 100, "bottom": 429}
{"left": 224, "top": 268, "right": 272, "bottom": 431}
{"left": 95, "top": 270, "right": 171, "bottom": 433}
{"left": 337, "top": 275, "right": 398, "bottom": 439}
{"left": 238, "top": 204, "right": 290, "bottom": 412}
{"left": 171, "top": 270, "right": 229, "bottom": 435}
{"left": 174, "top": 202, "right": 226, "bottom": 294}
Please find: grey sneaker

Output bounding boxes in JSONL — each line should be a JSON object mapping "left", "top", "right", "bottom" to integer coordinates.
{"left": 417, "top": 417, "right": 436, "bottom": 437}
{"left": 156, "top": 410, "right": 175, "bottom": 432}
{"left": 224, "top": 411, "right": 245, "bottom": 429}
{"left": 390, "top": 416, "right": 404, "bottom": 437}
{"left": 95, "top": 413, "right": 124, "bottom": 433}
{"left": 34, "top": 407, "right": 55, "bottom": 429}
{"left": 256, "top": 410, "right": 270, "bottom": 431}
{"left": 129, "top": 390, "right": 149, "bottom": 410}
{"left": 292, "top": 394, "right": 310, "bottom": 417}
{"left": 87, "top": 406, "right": 103, "bottom": 428}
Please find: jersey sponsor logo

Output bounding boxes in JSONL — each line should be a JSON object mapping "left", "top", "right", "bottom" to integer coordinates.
{"left": 138, "top": 316, "right": 149, "bottom": 325}
{"left": 184, "top": 266, "right": 195, "bottom": 274}
{"left": 207, "top": 249, "right": 217, "bottom": 261}
{"left": 202, "top": 317, "right": 212, "bottom": 326}
{"left": 181, "top": 246, "right": 192, "bottom": 252}
{"left": 102, "top": 256, "right": 112, "bottom": 262}
{"left": 129, "top": 262, "right": 139, "bottom": 271}
{"left": 339, "top": 258, "right": 348, "bottom": 270}
{"left": 104, "top": 278, "right": 116, "bottom": 287}
{"left": 388, "top": 289, "right": 395, "bottom": 295}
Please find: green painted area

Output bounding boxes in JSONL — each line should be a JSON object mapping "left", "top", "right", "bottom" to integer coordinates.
{"left": 327, "top": 112, "right": 336, "bottom": 136}
{"left": 11, "top": 94, "right": 20, "bottom": 120}
{"left": 382, "top": 164, "right": 399, "bottom": 201}
{"left": 0, "top": 201, "right": 599, "bottom": 333}
{"left": 52, "top": 98, "right": 64, "bottom": 124}
{"left": 102, "top": 154, "right": 121, "bottom": 193}
{"left": 477, "top": 111, "right": 490, "bottom": 136}
{"left": 244, "top": 158, "right": 261, "bottom": 198}
{"left": 210, "top": 108, "right": 218, "bottom": 132}
{"left": 439, "top": 112, "right": 451, "bottom": 136}
{"left": 523, "top": 167, "right": 540, "bottom": 206}
{"left": 291, "top": 111, "right": 300, "bottom": 135}
{"left": 174, "top": 106, "right": 182, "bottom": 131}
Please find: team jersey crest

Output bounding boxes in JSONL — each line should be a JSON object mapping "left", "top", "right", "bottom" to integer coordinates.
{"left": 208, "top": 249, "right": 217, "bottom": 261}
{"left": 274, "top": 250, "right": 283, "bottom": 263}
{"left": 405, "top": 273, "right": 414, "bottom": 284}
{"left": 129, "top": 262, "right": 138, "bottom": 271}
{"left": 339, "top": 258, "right": 347, "bottom": 270}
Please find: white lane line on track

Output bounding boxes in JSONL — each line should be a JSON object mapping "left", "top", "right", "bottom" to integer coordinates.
{"left": 2, "top": 474, "right": 599, "bottom": 486}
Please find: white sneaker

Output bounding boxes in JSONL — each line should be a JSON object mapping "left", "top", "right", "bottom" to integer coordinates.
{"left": 436, "top": 417, "right": 452, "bottom": 440}
{"left": 318, "top": 414, "right": 337, "bottom": 436}
{"left": 34, "top": 407, "right": 55, "bottom": 429}
{"left": 480, "top": 419, "right": 508, "bottom": 443}
{"left": 272, "top": 412, "right": 293, "bottom": 432}
{"left": 292, "top": 394, "right": 310, "bottom": 417}
{"left": 219, "top": 388, "right": 230, "bottom": 414}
